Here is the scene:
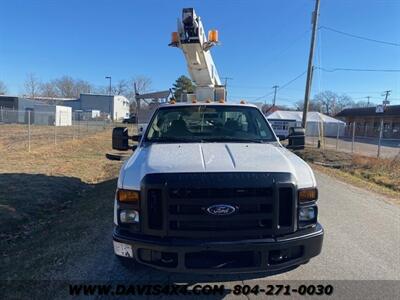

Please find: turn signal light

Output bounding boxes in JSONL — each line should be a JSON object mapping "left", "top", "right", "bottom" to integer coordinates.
{"left": 208, "top": 29, "right": 219, "bottom": 42}
{"left": 117, "top": 189, "right": 140, "bottom": 202}
{"left": 171, "top": 32, "right": 179, "bottom": 44}
{"left": 298, "top": 188, "right": 318, "bottom": 202}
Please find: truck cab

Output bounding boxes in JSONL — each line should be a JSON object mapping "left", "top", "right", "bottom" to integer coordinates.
{"left": 111, "top": 102, "right": 323, "bottom": 273}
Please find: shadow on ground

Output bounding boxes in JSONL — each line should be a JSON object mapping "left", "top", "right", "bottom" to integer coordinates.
{"left": 0, "top": 173, "right": 93, "bottom": 237}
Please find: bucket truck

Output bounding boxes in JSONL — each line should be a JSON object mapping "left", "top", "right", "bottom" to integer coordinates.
{"left": 109, "top": 8, "right": 323, "bottom": 274}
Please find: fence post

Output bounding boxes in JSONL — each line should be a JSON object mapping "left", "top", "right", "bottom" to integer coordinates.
{"left": 54, "top": 112, "right": 57, "bottom": 145}
{"left": 72, "top": 114, "right": 75, "bottom": 140}
{"left": 351, "top": 122, "right": 356, "bottom": 153}
{"left": 377, "top": 119, "right": 383, "bottom": 158}
{"left": 78, "top": 116, "right": 80, "bottom": 139}
{"left": 59, "top": 110, "right": 62, "bottom": 141}
{"left": 321, "top": 120, "right": 325, "bottom": 150}
{"left": 336, "top": 123, "right": 340, "bottom": 151}
{"left": 28, "top": 110, "right": 31, "bottom": 152}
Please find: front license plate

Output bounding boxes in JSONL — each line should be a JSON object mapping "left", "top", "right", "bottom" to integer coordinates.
{"left": 113, "top": 241, "right": 133, "bottom": 258}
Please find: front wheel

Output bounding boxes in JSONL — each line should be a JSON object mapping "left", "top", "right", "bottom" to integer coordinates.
{"left": 115, "top": 254, "right": 136, "bottom": 269}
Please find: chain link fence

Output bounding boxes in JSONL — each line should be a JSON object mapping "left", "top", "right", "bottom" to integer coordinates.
{"left": 2, "top": 107, "right": 399, "bottom": 160}
{"left": 305, "top": 122, "right": 400, "bottom": 159}
{"left": 0, "top": 109, "right": 129, "bottom": 152}
{"left": 135, "top": 99, "right": 162, "bottom": 133}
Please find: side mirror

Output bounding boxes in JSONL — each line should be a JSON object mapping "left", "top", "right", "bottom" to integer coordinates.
{"left": 131, "top": 134, "right": 142, "bottom": 142}
{"left": 278, "top": 135, "right": 288, "bottom": 141}
{"left": 286, "top": 127, "right": 305, "bottom": 150}
{"left": 112, "top": 127, "right": 130, "bottom": 151}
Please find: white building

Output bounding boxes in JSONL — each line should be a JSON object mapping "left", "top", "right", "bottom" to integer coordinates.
{"left": 33, "top": 104, "right": 72, "bottom": 126}
{"left": 267, "top": 110, "right": 346, "bottom": 138}
{"left": 77, "top": 94, "right": 130, "bottom": 121}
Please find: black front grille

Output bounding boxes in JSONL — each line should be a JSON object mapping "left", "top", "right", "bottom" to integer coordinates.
{"left": 167, "top": 187, "right": 275, "bottom": 237}
{"left": 141, "top": 173, "right": 296, "bottom": 239}
{"left": 147, "top": 189, "right": 163, "bottom": 230}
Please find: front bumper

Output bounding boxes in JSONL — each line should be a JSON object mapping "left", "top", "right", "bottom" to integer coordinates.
{"left": 113, "top": 223, "right": 324, "bottom": 274}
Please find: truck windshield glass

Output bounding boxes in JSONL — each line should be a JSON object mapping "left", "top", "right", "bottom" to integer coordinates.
{"left": 145, "top": 105, "right": 276, "bottom": 143}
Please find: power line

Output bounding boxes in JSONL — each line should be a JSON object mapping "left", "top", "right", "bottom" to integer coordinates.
{"left": 279, "top": 70, "right": 308, "bottom": 90}
{"left": 316, "top": 67, "right": 400, "bottom": 73}
{"left": 253, "top": 70, "right": 307, "bottom": 101}
{"left": 263, "top": 29, "right": 311, "bottom": 67}
{"left": 319, "top": 26, "right": 400, "bottom": 47}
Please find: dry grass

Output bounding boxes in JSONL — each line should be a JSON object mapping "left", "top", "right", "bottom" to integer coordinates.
{"left": 296, "top": 147, "right": 400, "bottom": 201}
{"left": 0, "top": 124, "right": 134, "bottom": 282}
{"left": 348, "top": 155, "right": 400, "bottom": 192}
{"left": 0, "top": 123, "right": 110, "bottom": 152}
{"left": 0, "top": 126, "right": 128, "bottom": 240}
{"left": 0, "top": 125, "right": 119, "bottom": 182}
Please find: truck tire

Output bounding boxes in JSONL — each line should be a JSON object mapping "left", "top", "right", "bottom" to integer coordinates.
{"left": 115, "top": 255, "right": 136, "bottom": 269}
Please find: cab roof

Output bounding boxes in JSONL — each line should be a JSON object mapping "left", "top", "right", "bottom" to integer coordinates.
{"left": 160, "top": 102, "right": 257, "bottom": 108}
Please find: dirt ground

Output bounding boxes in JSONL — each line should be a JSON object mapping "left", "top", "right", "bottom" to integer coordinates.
{"left": 0, "top": 127, "right": 125, "bottom": 257}
{"left": 295, "top": 147, "right": 400, "bottom": 200}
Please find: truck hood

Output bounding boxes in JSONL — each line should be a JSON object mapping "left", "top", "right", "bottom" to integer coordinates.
{"left": 119, "top": 143, "right": 316, "bottom": 190}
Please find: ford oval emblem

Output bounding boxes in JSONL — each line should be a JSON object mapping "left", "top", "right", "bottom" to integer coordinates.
{"left": 206, "top": 204, "right": 237, "bottom": 216}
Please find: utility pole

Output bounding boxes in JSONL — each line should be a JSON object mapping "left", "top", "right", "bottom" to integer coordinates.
{"left": 221, "top": 77, "right": 233, "bottom": 101}
{"left": 366, "top": 96, "right": 371, "bottom": 106}
{"left": 302, "top": 0, "right": 321, "bottom": 128}
{"left": 272, "top": 85, "right": 279, "bottom": 106}
{"left": 382, "top": 90, "right": 391, "bottom": 106}
{"left": 105, "top": 76, "right": 112, "bottom": 95}
{"left": 105, "top": 76, "right": 112, "bottom": 120}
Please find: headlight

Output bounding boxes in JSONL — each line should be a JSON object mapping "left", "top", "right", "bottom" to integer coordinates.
{"left": 298, "top": 206, "right": 317, "bottom": 228}
{"left": 298, "top": 188, "right": 318, "bottom": 203}
{"left": 120, "top": 209, "right": 140, "bottom": 224}
{"left": 299, "top": 206, "right": 316, "bottom": 221}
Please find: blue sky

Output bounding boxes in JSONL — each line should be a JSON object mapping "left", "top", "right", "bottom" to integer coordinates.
{"left": 0, "top": 0, "right": 399, "bottom": 106}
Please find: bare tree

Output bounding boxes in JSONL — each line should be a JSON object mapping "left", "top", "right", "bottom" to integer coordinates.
{"left": 295, "top": 99, "right": 321, "bottom": 112}
{"left": 112, "top": 79, "right": 129, "bottom": 95}
{"left": 0, "top": 80, "right": 7, "bottom": 95}
{"left": 24, "top": 73, "right": 41, "bottom": 98}
{"left": 336, "top": 94, "right": 353, "bottom": 114}
{"left": 54, "top": 76, "right": 75, "bottom": 98}
{"left": 39, "top": 77, "right": 91, "bottom": 98}
{"left": 314, "top": 91, "right": 352, "bottom": 116}
{"left": 73, "top": 79, "right": 92, "bottom": 97}
{"left": 132, "top": 76, "right": 152, "bottom": 95}
{"left": 40, "top": 81, "right": 59, "bottom": 98}
{"left": 352, "top": 100, "right": 373, "bottom": 108}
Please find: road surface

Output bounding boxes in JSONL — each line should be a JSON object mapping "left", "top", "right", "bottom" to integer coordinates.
{"left": 52, "top": 171, "right": 400, "bottom": 298}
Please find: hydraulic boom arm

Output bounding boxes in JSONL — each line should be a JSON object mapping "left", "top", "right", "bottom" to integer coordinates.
{"left": 169, "top": 8, "right": 225, "bottom": 102}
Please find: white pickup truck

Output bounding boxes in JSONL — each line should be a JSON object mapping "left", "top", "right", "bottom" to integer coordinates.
{"left": 110, "top": 102, "right": 323, "bottom": 273}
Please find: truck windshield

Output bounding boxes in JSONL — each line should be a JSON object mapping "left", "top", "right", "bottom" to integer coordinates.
{"left": 144, "top": 105, "right": 277, "bottom": 143}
